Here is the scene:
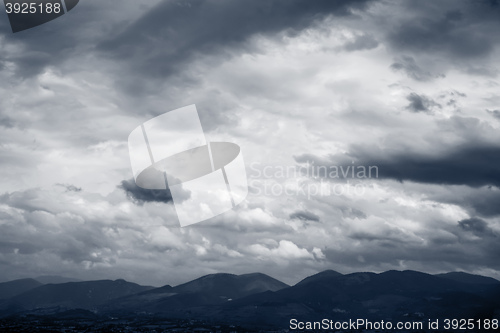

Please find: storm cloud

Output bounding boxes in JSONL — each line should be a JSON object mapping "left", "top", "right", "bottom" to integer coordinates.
{"left": 296, "top": 143, "right": 500, "bottom": 189}
{"left": 97, "top": 0, "right": 373, "bottom": 79}
{"left": 406, "top": 92, "right": 441, "bottom": 113}
{"left": 458, "top": 217, "right": 497, "bottom": 238}
{"left": 386, "top": 6, "right": 498, "bottom": 60}
{"left": 119, "top": 178, "right": 174, "bottom": 205}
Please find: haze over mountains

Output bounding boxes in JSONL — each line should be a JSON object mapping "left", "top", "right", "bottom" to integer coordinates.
{"left": 0, "top": 270, "right": 499, "bottom": 329}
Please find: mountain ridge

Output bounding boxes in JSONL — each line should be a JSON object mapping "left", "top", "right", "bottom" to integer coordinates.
{"left": 0, "top": 269, "right": 499, "bottom": 328}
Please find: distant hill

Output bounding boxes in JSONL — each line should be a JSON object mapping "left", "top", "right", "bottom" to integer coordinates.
{"left": 5, "top": 279, "right": 154, "bottom": 311}
{"left": 171, "top": 272, "right": 288, "bottom": 298}
{"left": 105, "top": 272, "right": 288, "bottom": 312}
{"left": 209, "top": 270, "right": 500, "bottom": 327}
{"left": 435, "top": 272, "right": 500, "bottom": 285}
{"left": 35, "top": 276, "right": 81, "bottom": 284}
{"left": 100, "top": 284, "right": 175, "bottom": 311}
{"left": 0, "top": 279, "right": 42, "bottom": 300}
{"left": 295, "top": 269, "right": 343, "bottom": 286}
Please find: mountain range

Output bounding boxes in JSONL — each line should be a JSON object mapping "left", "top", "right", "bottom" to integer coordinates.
{"left": 0, "top": 270, "right": 499, "bottom": 330}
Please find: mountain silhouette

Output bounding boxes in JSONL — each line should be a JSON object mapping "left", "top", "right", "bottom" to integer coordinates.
{"left": 435, "top": 272, "right": 500, "bottom": 285}
{"left": 104, "top": 272, "right": 288, "bottom": 312}
{"left": 0, "top": 270, "right": 499, "bottom": 330}
{"left": 3, "top": 279, "right": 153, "bottom": 312}
{"left": 171, "top": 272, "right": 288, "bottom": 298}
{"left": 35, "top": 275, "right": 81, "bottom": 284}
{"left": 295, "top": 269, "right": 343, "bottom": 286}
{"left": 0, "top": 278, "right": 42, "bottom": 300}
{"left": 207, "top": 270, "right": 500, "bottom": 327}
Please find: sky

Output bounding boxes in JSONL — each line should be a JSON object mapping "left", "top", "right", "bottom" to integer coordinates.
{"left": 0, "top": 0, "right": 500, "bottom": 287}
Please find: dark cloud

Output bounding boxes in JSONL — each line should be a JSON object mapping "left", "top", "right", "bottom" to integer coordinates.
{"left": 98, "top": 0, "right": 373, "bottom": 79}
{"left": 340, "top": 207, "right": 367, "bottom": 220}
{"left": 487, "top": 109, "right": 500, "bottom": 120}
{"left": 463, "top": 190, "right": 500, "bottom": 217}
{"left": 390, "top": 56, "right": 443, "bottom": 81}
{"left": 289, "top": 210, "right": 320, "bottom": 222}
{"left": 295, "top": 113, "right": 500, "bottom": 219}
{"left": 0, "top": 1, "right": 154, "bottom": 78}
{"left": 0, "top": 241, "right": 39, "bottom": 255}
{"left": 465, "top": 66, "right": 499, "bottom": 78}
{"left": 295, "top": 141, "right": 500, "bottom": 188}
{"left": 119, "top": 178, "right": 175, "bottom": 205}
{"left": 458, "top": 217, "right": 497, "bottom": 238}
{"left": 406, "top": 92, "right": 441, "bottom": 113}
{"left": 343, "top": 34, "right": 378, "bottom": 51}
{"left": 387, "top": 6, "right": 497, "bottom": 60}
{"left": 359, "top": 145, "right": 500, "bottom": 187}
{"left": 0, "top": 20, "right": 88, "bottom": 78}
{"left": 0, "top": 117, "right": 16, "bottom": 128}
{"left": 428, "top": 186, "right": 500, "bottom": 218}
{"left": 56, "top": 184, "right": 82, "bottom": 192}
{"left": 349, "top": 229, "right": 409, "bottom": 244}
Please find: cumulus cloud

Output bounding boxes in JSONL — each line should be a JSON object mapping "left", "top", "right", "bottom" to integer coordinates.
{"left": 247, "top": 240, "right": 315, "bottom": 261}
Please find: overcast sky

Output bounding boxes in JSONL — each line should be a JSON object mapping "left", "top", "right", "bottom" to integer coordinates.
{"left": 1, "top": 0, "right": 500, "bottom": 287}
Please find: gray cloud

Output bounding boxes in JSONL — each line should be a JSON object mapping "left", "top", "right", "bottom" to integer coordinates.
{"left": 390, "top": 56, "right": 444, "bottom": 81}
{"left": 119, "top": 178, "right": 175, "bottom": 205}
{"left": 465, "top": 66, "right": 499, "bottom": 78}
{"left": 406, "top": 92, "right": 441, "bottom": 113}
{"left": 290, "top": 210, "right": 320, "bottom": 222}
{"left": 427, "top": 186, "right": 500, "bottom": 218}
{"left": 387, "top": 7, "right": 497, "bottom": 60}
{"left": 487, "top": 109, "right": 500, "bottom": 120}
{"left": 323, "top": 230, "right": 500, "bottom": 274}
{"left": 458, "top": 217, "right": 497, "bottom": 238}
{"left": 361, "top": 145, "right": 500, "bottom": 187}
{"left": 0, "top": 117, "right": 15, "bottom": 128}
{"left": 56, "top": 184, "right": 82, "bottom": 192}
{"left": 97, "top": 0, "right": 373, "bottom": 80}
{"left": 319, "top": 211, "right": 500, "bottom": 274}
{"left": 299, "top": 144, "right": 500, "bottom": 188}
{"left": 0, "top": 1, "right": 167, "bottom": 78}
{"left": 340, "top": 207, "right": 367, "bottom": 220}
{"left": 343, "top": 34, "right": 379, "bottom": 51}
